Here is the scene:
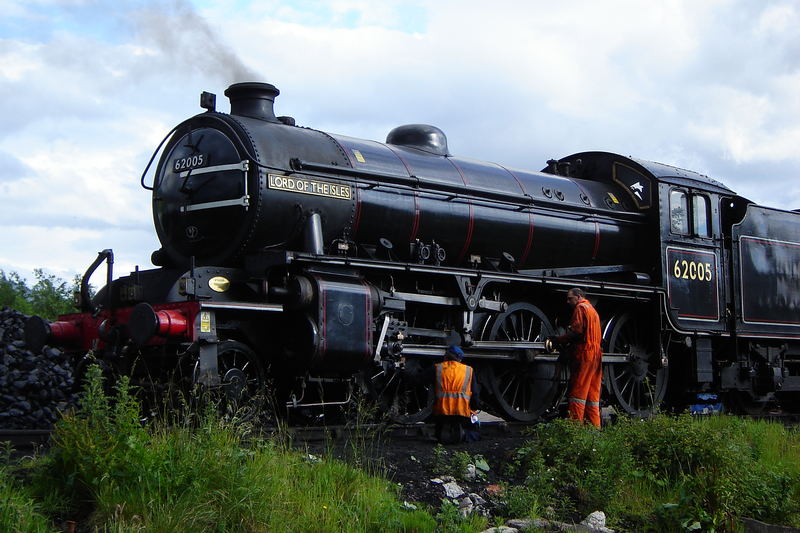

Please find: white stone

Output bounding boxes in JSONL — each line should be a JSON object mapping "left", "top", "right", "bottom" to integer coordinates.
{"left": 430, "top": 477, "right": 444, "bottom": 484}
{"left": 443, "top": 481, "right": 465, "bottom": 499}
{"left": 506, "top": 518, "right": 533, "bottom": 529}
{"left": 464, "top": 463, "right": 478, "bottom": 480}
{"left": 480, "top": 527, "right": 518, "bottom": 533}
{"left": 469, "top": 492, "right": 487, "bottom": 506}
{"left": 458, "top": 496, "right": 474, "bottom": 517}
{"left": 581, "top": 511, "right": 606, "bottom": 529}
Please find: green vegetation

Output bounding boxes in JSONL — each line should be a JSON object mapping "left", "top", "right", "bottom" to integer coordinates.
{"left": 14, "top": 366, "right": 437, "bottom": 532}
{"left": 507, "top": 416, "right": 800, "bottom": 532}
{"left": 4, "top": 363, "right": 800, "bottom": 532}
{"left": 1, "top": 446, "right": 55, "bottom": 533}
{"left": 0, "top": 269, "right": 79, "bottom": 320}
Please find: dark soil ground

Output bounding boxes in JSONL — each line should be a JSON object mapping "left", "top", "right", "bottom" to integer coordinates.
{"left": 302, "top": 423, "right": 533, "bottom": 513}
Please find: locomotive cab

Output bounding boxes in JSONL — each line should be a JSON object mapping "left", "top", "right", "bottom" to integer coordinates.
{"left": 657, "top": 175, "right": 730, "bottom": 335}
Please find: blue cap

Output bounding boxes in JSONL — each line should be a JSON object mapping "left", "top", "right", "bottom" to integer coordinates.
{"left": 446, "top": 345, "right": 464, "bottom": 359}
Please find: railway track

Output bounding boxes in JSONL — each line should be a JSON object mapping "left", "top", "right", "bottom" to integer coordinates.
{"left": 0, "top": 420, "right": 528, "bottom": 452}
{"left": 4, "top": 409, "right": 794, "bottom": 455}
{"left": 0, "top": 429, "right": 52, "bottom": 450}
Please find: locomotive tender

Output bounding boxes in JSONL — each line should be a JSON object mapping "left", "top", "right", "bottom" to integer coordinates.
{"left": 27, "top": 82, "right": 800, "bottom": 421}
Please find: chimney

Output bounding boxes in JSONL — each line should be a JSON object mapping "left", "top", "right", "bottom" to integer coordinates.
{"left": 224, "top": 82, "right": 280, "bottom": 121}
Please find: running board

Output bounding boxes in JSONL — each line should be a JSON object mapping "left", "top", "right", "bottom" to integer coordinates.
{"left": 400, "top": 342, "right": 630, "bottom": 363}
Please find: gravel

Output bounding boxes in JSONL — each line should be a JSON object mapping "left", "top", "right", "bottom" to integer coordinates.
{"left": 0, "top": 307, "right": 79, "bottom": 429}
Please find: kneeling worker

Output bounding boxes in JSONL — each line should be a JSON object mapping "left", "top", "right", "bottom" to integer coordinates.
{"left": 433, "top": 345, "right": 480, "bottom": 444}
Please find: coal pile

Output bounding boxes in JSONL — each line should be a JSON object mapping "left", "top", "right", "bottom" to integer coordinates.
{"left": 0, "top": 307, "right": 79, "bottom": 429}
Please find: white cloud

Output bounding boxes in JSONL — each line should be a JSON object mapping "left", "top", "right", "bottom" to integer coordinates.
{"left": 1, "top": 0, "right": 799, "bottom": 285}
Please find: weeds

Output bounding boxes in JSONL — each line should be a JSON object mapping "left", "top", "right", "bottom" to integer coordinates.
{"left": 19, "top": 365, "right": 437, "bottom": 532}
{"left": 1, "top": 443, "right": 55, "bottom": 533}
{"left": 430, "top": 445, "right": 490, "bottom": 482}
{"left": 7, "top": 366, "right": 800, "bottom": 533}
{"left": 508, "top": 415, "right": 800, "bottom": 532}
{"left": 434, "top": 499, "right": 487, "bottom": 533}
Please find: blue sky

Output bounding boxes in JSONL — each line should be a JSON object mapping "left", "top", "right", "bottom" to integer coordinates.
{"left": 1, "top": 0, "right": 799, "bottom": 283}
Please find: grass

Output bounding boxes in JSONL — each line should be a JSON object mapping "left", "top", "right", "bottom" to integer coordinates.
{"left": 507, "top": 415, "right": 800, "bottom": 532}
{"left": 5, "top": 366, "right": 800, "bottom": 532}
{"left": 15, "top": 365, "right": 438, "bottom": 532}
{"left": 1, "top": 455, "right": 56, "bottom": 533}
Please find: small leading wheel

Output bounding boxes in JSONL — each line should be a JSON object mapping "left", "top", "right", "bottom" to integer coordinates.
{"left": 362, "top": 358, "right": 433, "bottom": 424}
{"left": 481, "top": 302, "right": 563, "bottom": 422}
{"left": 195, "top": 340, "right": 266, "bottom": 421}
{"left": 604, "top": 313, "right": 667, "bottom": 417}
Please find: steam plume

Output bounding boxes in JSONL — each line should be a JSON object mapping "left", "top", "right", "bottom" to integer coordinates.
{"left": 130, "top": 0, "right": 260, "bottom": 83}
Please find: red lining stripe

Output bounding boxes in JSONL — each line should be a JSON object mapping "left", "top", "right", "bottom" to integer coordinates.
{"left": 321, "top": 283, "right": 327, "bottom": 356}
{"left": 409, "top": 192, "right": 420, "bottom": 242}
{"left": 520, "top": 212, "right": 535, "bottom": 264}
{"left": 331, "top": 138, "right": 356, "bottom": 167}
{"left": 500, "top": 164, "right": 534, "bottom": 266}
{"left": 384, "top": 144, "right": 419, "bottom": 242}
{"left": 457, "top": 204, "right": 475, "bottom": 263}
{"left": 352, "top": 185, "right": 362, "bottom": 236}
{"left": 678, "top": 313, "right": 719, "bottom": 320}
{"left": 742, "top": 236, "right": 800, "bottom": 248}
{"left": 384, "top": 144, "right": 415, "bottom": 176}
{"left": 498, "top": 165, "right": 528, "bottom": 195}
{"left": 361, "top": 281, "right": 372, "bottom": 359}
{"left": 742, "top": 317, "right": 800, "bottom": 325}
{"left": 447, "top": 159, "right": 474, "bottom": 264}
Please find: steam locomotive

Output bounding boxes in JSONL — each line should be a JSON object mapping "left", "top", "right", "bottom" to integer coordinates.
{"left": 26, "top": 82, "right": 800, "bottom": 421}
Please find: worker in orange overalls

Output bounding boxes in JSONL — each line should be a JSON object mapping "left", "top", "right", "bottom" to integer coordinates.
{"left": 433, "top": 345, "right": 480, "bottom": 443}
{"left": 549, "top": 288, "right": 603, "bottom": 428}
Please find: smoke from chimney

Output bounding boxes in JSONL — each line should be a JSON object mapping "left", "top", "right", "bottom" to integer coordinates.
{"left": 130, "top": 0, "right": 259, "bottom": 83}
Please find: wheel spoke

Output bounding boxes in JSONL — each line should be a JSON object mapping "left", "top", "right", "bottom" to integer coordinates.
{"left": 627, "top": 379, "right": 636, "bottom": 409}
{"left": 201, "top": 342, "right": 265, "bottom": 422}
{"left": 606, "top": 314, "right": 667, "bottom": 416}
{"left": 382, "top": 371, "right": 398, "bottom": 391}
{"left": 525, "top": 315, "right": 534, "bottom": 341}
{"left": 510, "top": 313, "right": 521, "bottom": 339}
{"left": 618, "top": 373, "right": 632, "bottom": 399}
{"left": 482, "top": 303, "right": 561, "bottom": 421}
{"left": 366, "top": 361, "right": 433, "bottom": 424}
{"left": 510, "top": 378, "right": 521, "bottom": 410}
{"left": 500, "top": 376, "right": 515, "bottom": 398}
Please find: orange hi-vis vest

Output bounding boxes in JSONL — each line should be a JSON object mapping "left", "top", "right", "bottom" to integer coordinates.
{"left": 434, "top": 361, "right": 474, "bottom": 417}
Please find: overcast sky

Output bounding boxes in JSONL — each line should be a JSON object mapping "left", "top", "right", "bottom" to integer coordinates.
{"left": 1, "top": 0, "right": 799, "bottom": 284}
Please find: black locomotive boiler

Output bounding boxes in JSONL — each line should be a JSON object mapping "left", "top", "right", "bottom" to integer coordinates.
{"left": 27, "top": 82, "right": 800, "bottom": 421}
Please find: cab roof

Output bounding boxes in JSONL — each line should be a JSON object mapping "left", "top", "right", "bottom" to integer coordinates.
{"left": 556, "top": 151, "right": 738, "bottom": 197}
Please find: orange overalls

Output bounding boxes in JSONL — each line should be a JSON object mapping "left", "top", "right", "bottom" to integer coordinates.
{"left": 433, "top": 361, "right": 475, "bottom": 418}
{"left": 564, "top": 299, "right": 602, "bottom": 428}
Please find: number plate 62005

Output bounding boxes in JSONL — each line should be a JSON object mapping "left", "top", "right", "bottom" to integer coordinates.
{"left": 173, "top": 154, "right": 208, "bottom": 172}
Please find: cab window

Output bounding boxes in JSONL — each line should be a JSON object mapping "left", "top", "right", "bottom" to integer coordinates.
{"left": 692, "top": 195, "right": 711, "bottom": 237}
{"left": 670, "top": 190, "right": 689, "bottom": 234}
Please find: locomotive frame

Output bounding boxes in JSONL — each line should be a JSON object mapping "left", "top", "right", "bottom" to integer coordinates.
{"left": 27, "top": 82, "right": 800, "bottom": 422}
